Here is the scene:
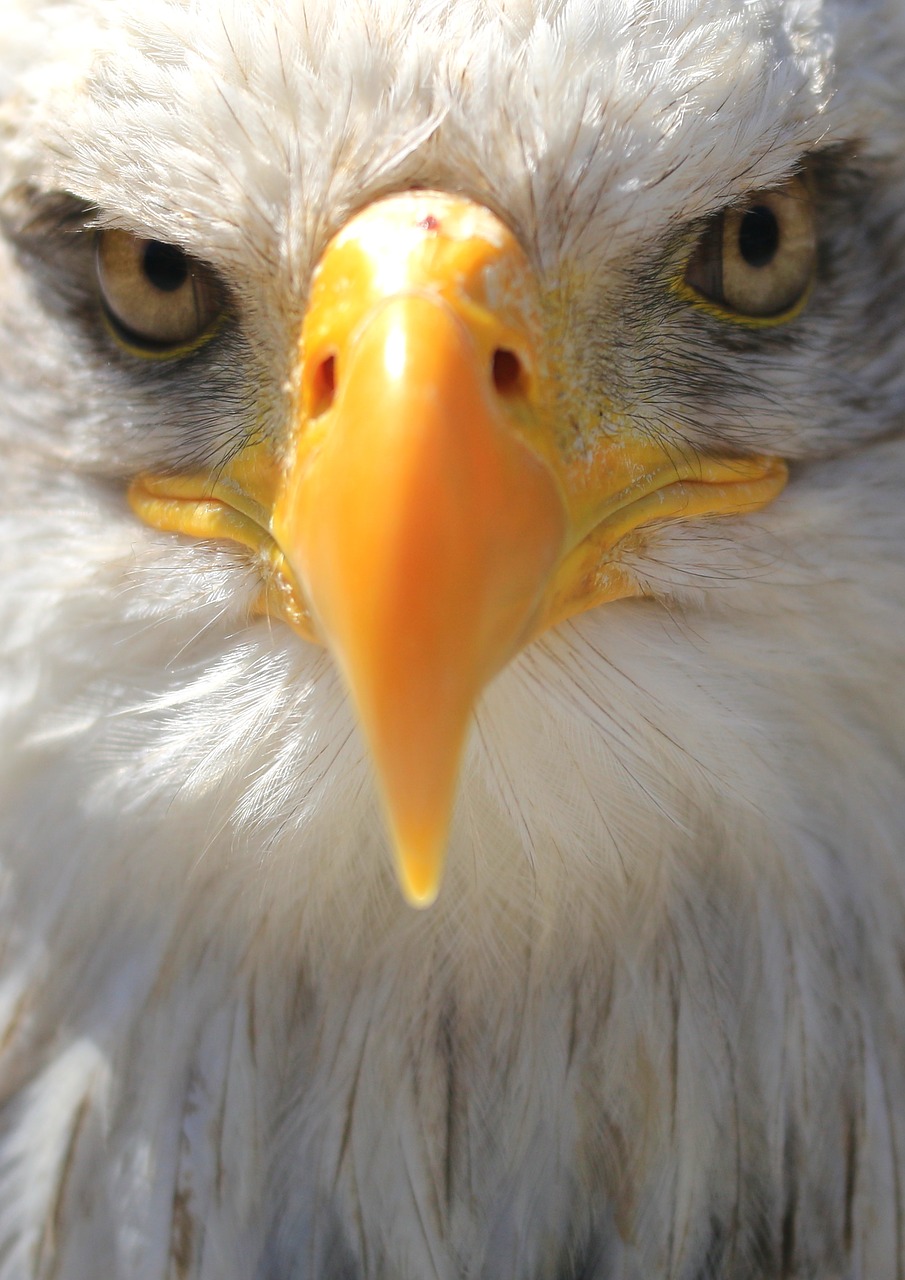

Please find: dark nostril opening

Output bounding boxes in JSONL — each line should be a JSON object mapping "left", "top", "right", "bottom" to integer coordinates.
{"left": 309, "top": 353, "right": 336, "bottom": 417}
{"left": 492, "top": 347, "right": 525, "bottom": 398}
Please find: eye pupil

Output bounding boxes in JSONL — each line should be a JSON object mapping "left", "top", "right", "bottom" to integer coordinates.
{"left": 737, "top": 205, "right": 780, "bottom": 269}
{"left": 142, "top": 240, "right": 189, "bottom": 293}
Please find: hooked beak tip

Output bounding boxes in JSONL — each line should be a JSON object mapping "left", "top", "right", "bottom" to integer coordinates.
{"left": 395, "top": 833, "right": 446, "bottom": 909}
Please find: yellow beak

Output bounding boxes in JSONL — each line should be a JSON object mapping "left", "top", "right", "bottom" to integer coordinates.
{"left": 129, "top": 191, "right": 788, "bottom": 906}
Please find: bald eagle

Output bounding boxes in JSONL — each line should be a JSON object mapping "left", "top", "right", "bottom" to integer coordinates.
{"left": 1, "top": 0, "right": 904, "bottom": 1276}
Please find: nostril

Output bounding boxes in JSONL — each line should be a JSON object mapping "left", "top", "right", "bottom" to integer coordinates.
{"left": 309, "top": 353, "right": 337, "bottom": 417}
{"left": 491, "top": 348, "right": 526, "bottom": 398}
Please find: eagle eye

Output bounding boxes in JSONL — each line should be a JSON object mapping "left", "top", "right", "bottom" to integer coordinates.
{"left": 683, "top": 173, "right": 817, "bottom": 321}
{"left": 96, "top": 229, "right": 222, "bottom": 354}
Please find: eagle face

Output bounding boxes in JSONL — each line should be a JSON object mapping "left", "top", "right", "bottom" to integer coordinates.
{"left": 0, "top": 0, "right": 904, "bottom": 1277}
